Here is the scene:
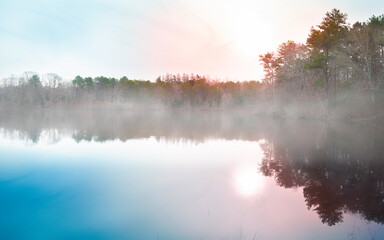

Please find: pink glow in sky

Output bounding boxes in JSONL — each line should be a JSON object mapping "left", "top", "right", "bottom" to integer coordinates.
{"left": 0, "top": 0, "right": 383, "bottom": 81}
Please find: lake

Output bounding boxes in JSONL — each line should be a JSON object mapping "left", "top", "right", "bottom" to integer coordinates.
{"left": 0, "top": 110, "right": 383, "bottom": 239}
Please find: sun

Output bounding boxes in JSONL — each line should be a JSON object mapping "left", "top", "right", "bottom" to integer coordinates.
{"left": 228, "top": 8, "right": 273, "bottom": 57}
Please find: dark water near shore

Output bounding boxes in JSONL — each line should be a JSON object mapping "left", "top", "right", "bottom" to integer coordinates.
{"left": 0, "top": 110, "right": 384, "bottom": 239}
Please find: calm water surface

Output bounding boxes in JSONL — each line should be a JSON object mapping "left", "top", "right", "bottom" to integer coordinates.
{"left": 0, "top": 110, "right": 383, "bottom": 239}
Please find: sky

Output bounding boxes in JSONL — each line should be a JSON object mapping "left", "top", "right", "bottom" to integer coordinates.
{"left": 0, "top": 0, "right": 383, "bottom": 82}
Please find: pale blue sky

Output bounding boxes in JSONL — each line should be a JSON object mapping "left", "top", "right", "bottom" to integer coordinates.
{"left": 0, "top": 0, "right": 383, "bottom": 81}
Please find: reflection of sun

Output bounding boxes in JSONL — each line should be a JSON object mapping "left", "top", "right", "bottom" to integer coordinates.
{"left": 234, "top": 165, "right": 265, "bottom": 196}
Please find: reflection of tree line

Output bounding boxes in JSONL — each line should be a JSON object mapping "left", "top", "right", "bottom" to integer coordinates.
{"left": 0, "top": 110, "right": 273, "bottom": 143}
{"left": 260, "top": 126, "right": 384, "bottom": 226}
{"left": 1, "top": 110, "right": 383, "bottom": 226}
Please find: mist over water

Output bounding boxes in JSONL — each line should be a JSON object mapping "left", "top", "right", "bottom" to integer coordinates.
{"left": 1, "top": 1, "right": 383, "bottom": 239}
{"left": 0, "top": 110, "right": 384, "bottom": 239}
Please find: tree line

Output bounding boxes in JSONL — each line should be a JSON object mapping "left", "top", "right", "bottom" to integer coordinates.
{"left": 0, "top": 9, "right": 383, "bottom": 120}
{"left": 259, "top": 9, "right": 384, "bottom": 118}
{"left": 0, "top": 71, "right": 263, "bottom": 109}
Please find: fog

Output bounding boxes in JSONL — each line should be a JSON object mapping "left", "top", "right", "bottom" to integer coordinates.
{"left": 1, "top": 5, "right": 384, "bottom": 240}
{"left": 1, "top": 109, "right": 384, "bottom": 229}
{"left": 0, "top": 108, "right": 382, "bottom": 152}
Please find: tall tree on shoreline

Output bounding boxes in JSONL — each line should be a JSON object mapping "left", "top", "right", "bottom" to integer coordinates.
{"left": 259, "top": 52, "right": 279, "bottom": 100}
{"left": 306, "top": 9, "right": 348, "bottom": 100}
{"left": 349, "top": 15, "right": 384, "bottom": 105}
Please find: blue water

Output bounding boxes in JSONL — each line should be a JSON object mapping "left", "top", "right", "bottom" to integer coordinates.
{"left": 0, "top": 127, "right": 383, "bottom": 240}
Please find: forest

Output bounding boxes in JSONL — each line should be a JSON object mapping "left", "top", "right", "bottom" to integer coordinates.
{"left": 0, "top": 72, "right": 263, "bottom": 110}
{"left": 259, "top": 9, "right": 384, "bottom": 120}
{"left": 0, "top": 9, "right": 383, "bottom": 122}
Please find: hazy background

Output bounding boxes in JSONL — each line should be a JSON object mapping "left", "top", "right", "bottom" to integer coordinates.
{"left": 1, "top": 0, "right": 383, "bottom": 81}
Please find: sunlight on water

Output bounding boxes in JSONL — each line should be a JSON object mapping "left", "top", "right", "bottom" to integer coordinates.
{"left": 1, "top": 123, "right": 384, "bottom": 240}
{"left": 234, "top": 164, "right": 266, "bottom": 196}
{"left": 230, "top": 139, "right": 266, "bottom": 197}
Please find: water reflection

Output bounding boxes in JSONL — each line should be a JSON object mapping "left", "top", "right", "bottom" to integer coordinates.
{"left": 234, "top": 164, "right": 266, "bottom": 196}
{"left": 0, "top": 110, "right": 384, "bottom": 239}
{"left": 0, "top": 109, "right": 270, "bottom": 143}
{"left": 260, "top": 125, "right": 384, "bottom": 226}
